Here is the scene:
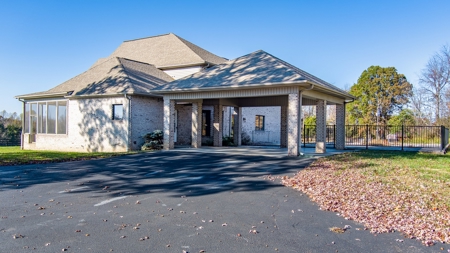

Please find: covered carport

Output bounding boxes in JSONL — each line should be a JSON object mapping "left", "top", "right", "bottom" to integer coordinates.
{"left": 152, "top": 50, "right": 354, "bottom": 156}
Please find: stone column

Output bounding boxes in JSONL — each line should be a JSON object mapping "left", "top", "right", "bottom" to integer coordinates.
{"left": 280, "top": 105, "right": 287, "bottom": 148}
{"left": 163, "top": 98, "right": 175, "bottom": 150}
{"left": 335, "top": 103, "right": 346, "bottom": 150}
{"left": 213, "top": 104, "right": 223, "bottom": 146}
{"left": 316, "top": 99, "right": 327, "bottom": 153}
{"left": 191, "top": 102, "right": 202, "bottom": 148}
{"left": 233, "top": 107, "right": 242, "bottom": 146}
{"left": 287, "top": 93, "right": 299, "bottom": 156}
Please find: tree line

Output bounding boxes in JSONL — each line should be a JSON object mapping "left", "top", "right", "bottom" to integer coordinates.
{"left": 347, "top": 45, "right": 450, "bottom": 128}
{"left": 0, "top": 110, "right": 22, "bottom": 141}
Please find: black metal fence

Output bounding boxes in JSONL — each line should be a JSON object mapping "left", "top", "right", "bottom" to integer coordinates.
{"left": 303, "top": 125, "right": 336, "bottom": 148}
{"left": 303, "top": 125, "right": 449, "bottom": 150}
{"left": 0, "top": 137, "right": 21, "bottom": 146}
{"left": 346, "top": 125, "right": 445, "bottom": 150}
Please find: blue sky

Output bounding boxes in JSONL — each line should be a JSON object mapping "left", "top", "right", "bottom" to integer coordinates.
{"left": 1, "top": 0, "right": 449, "bottom": 114}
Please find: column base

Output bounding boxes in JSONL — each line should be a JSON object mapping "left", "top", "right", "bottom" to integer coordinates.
{"left": 315, "top": 142, "right": 326, "bottom": 153}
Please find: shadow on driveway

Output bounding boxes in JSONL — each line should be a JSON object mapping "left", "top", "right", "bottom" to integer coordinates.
{"left": 0, "top": 151, "right": 316, "bottom": 198}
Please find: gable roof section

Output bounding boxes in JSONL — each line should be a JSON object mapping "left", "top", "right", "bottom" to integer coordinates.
{"left": 97, "top": 33, "right": 226, "bottom": 69}
{"left": 152, "top": 50, "right": 353, "bottom": 99}
{"left": 16, "top": 58, "right": 174, "bottom": 99}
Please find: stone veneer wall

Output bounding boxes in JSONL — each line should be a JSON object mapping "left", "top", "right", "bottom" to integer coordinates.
{"left": 23, "top": 96, "right": 129, "bottom": 152}
{"left": 130, "top": 96, "right": 164, "bottom": 150}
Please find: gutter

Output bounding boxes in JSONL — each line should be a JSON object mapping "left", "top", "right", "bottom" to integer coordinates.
{"left": 15, "top": 92, "right": 68, "bottom": 100}
{"left": 66, "top": 92, "right": 163, "bottom": 99}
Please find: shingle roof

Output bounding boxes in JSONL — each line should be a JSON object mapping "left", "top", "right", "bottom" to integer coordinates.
{"left": 152, "top": 50, "right": 352, "bottom": 98}
{"left": 17, "top": 58, "right": 173, "bottom": 98}
{"left": 93, "top": 33, "right": 226, "bottom": 69}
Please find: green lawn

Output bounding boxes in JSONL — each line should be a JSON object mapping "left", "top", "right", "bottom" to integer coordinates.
{"left": 0, "top": 146, "right": 136, "bottom": 166}
{"left": 330, "top": 150, "right": 450, "bottom": 206}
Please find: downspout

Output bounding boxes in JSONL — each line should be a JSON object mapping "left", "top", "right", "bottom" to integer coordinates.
{"left": 125, "top": 94, "right": 132, "bottom": 152}
{"left": 19, "top": 99, "right": 25, "bottom": 150}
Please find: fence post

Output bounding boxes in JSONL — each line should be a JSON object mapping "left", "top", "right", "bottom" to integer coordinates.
{"left": 303, "top": 126, "right": 306, "bottom": 147}
{"left": 441, "top": 126, "right": 446, "bottom": 151}
{"left": 401, "top": 125, "right": 404, "bottom": 151}
{"left": 334, "top": 125, "right": 336, "bottom": 149}
{"left": 366, "top": 124, "right": 369, "bottom": 150}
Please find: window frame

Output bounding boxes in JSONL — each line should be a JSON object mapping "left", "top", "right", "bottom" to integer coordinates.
{"left": 24, "top": 100, "right": 68, "bottom": 135}
{"left": 255, "top": 115, "right": 265, "bottom": 131}
{"left": 202, "top": 110, "right": 211, "bottom": 136}
{"left": 112, "top": 104, "right": 124, "bottom": 120}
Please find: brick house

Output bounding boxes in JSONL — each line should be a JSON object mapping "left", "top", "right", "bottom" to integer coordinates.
{"left": 16, "top": 33, "right": 354, "bottom": 155}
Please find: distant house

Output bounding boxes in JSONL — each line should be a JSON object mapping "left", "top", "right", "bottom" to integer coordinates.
{"left": 16, "top": 33, "right": 353, "bottom": 155}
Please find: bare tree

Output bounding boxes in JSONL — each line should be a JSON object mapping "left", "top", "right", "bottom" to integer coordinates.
{"left": 410, "top": 87, "right": 432, "bottom": 125}
{"left": 419, "top": 45, "right": 450, "bottom": 123}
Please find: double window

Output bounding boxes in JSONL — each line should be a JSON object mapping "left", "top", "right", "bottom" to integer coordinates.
{"left": 24, "top": 101, "right": 67, "bottom": 135}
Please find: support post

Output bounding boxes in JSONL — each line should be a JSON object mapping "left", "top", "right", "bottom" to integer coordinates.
{"left": 335, "top": 103, "right": 346, "bottom": 150}
{"left": 213, "top": 104, "right": 223, "bottom": 146}
{"left": 163, "top": 98, "right": 175, "bottom": 150}
{"left": 315, "top": 99, "right": 327, "bottom": 153}
{"left": 233, "top": 107, "right": 242, "bottom": 146}
{"left": 287, "top": 93, "right": 299, "bottom": 156}
{"left": 191, "top": 102, "right": 202, "bottom": 148}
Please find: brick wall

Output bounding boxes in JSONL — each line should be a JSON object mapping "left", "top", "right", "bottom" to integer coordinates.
{"left": 130, "top": 96, "right": 164, "bottom": 150}
{"left": 175, "top": 104, "right": 192, "bottom": 145}
{"left": 23, "top": 97, "right": 129, "bottom": 152}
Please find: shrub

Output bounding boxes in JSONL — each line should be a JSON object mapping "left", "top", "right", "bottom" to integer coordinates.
{"left": 241, "top": 132, "right": 251, "bottom": 145}
{"left": 222, "top": 136, "right": 234, "bottom": 146}
{"left": 141, "top": 130, "right": 163, "bottom": 150}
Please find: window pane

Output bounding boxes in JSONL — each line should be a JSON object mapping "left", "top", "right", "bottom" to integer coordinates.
{"left": 38, "top": 103, "right": 47, "bottom": 133}
{"left": 30, "top": 115, "right": 37, "bottom": 134}
{"left": 57, "top": 101, "right": 67, "bottom": 134}
{"left": 30, "top": 103, "right": 37, "bottom": 116}
{"left": 255, "top": 115, "right": 265, "bottom": 131}
{"left": 113, "top": 104, "right": 123, "bottom": 120}
{"left": 24, "top": 103, "right": 30, "bottom": 133}
{"left": 47, "top": 102, "right": 56, "bottom": 134}
{"left": 30, "top": 103, "right": 37, "bottom": 134}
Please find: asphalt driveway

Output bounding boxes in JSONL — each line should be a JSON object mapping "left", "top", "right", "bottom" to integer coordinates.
{"left": 0, "top": 150, "right": 442, "bottom": 252}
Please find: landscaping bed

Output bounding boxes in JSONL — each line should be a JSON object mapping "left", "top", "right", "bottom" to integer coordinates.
{"left": 283, "top": 150, "right": 450, "bottom": 246}
{"left": 0, "top": 146, "right": 135, "bottom": 166}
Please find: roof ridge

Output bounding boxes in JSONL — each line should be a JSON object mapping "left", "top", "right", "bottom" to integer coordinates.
{"left": 115, "top": 58, "right": 136, "bottom": 93}
{"left": 48, "top": 57, "right": 122, "bottom": 93}
{"left": 117, "top": 57, "right": 157, "bottom": 67}
{"left": 174, "top": 34, "right": 226, "bottom": 64}
{"left": 123, "top": 33, "right": 174, "bottom": 42}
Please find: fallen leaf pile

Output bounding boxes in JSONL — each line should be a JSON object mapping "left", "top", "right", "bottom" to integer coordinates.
{"left": 282, "top": 156, "right": 450, "bottom": 246}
